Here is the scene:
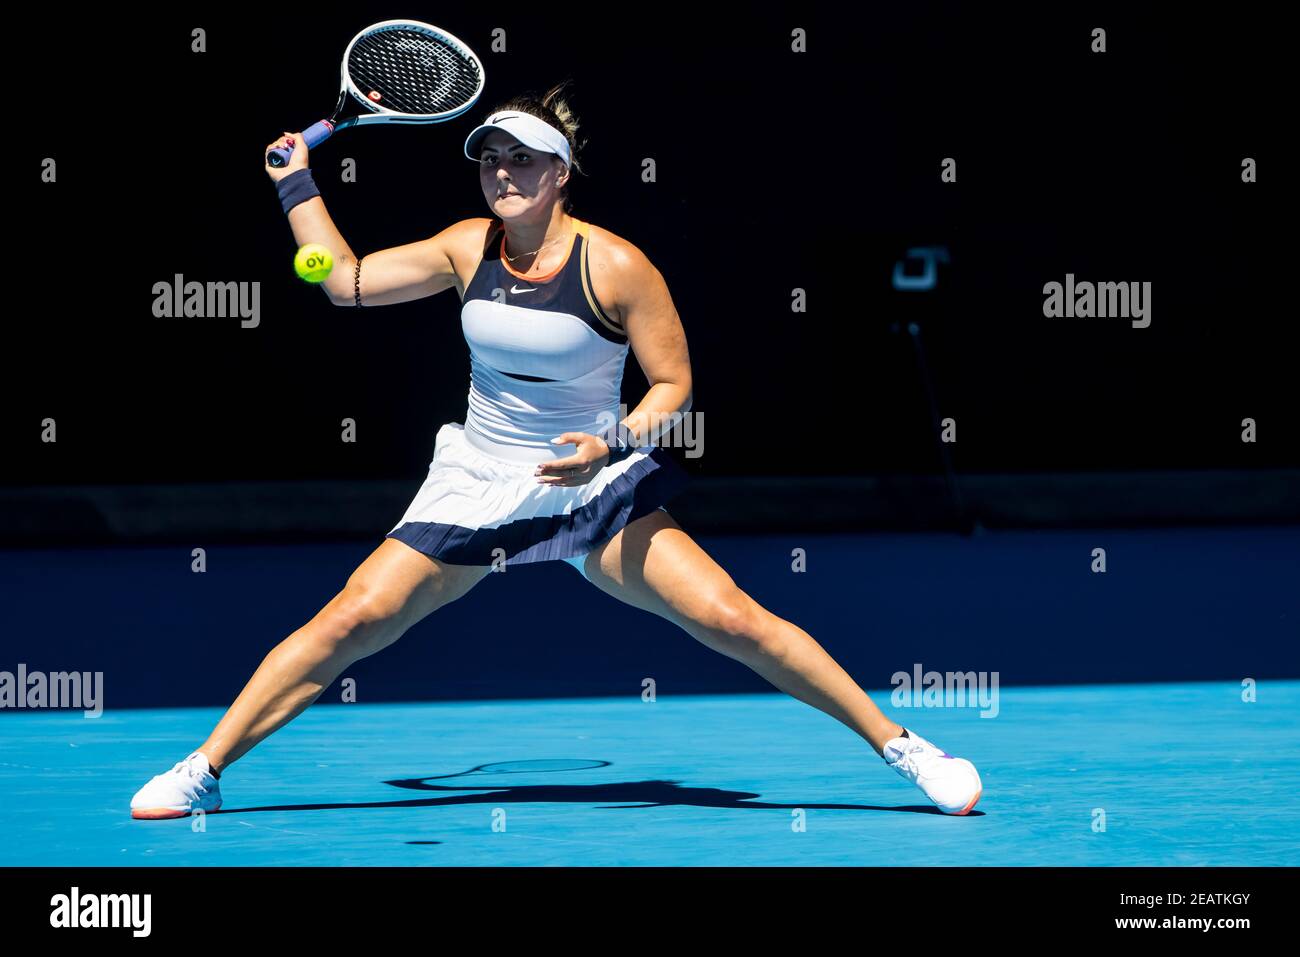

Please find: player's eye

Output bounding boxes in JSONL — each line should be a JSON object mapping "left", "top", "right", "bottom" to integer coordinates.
{"left": 511, "top": 152, "right": 531, "bottom": 163}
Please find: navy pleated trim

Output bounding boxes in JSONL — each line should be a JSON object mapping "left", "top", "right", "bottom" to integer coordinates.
{"left": 386, "top": 447, "right": 691, "bottom": 566}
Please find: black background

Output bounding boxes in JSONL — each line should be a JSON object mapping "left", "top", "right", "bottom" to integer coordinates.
{"left": 10, "top": 4, "right": 1290, "bottom": 485}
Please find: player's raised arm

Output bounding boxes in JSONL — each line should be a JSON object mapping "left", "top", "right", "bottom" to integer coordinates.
{"left": 343, "top": 217, "right": 500, "bottom": 307}
{"left": 260, "top": 20, "right": 485, "bottom": 308}
{"left": 265, "top": 131, "right": 479, "bottom": 307}
{"left": 332, "top": 225, "right": 476, "bottom": 308}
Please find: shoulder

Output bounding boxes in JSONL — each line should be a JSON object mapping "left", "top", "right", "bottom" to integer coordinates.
{"left": 590, "top": 223, "right": 670, "bottom": 321}
{"left": 584, "top": 223, "right": 663, "bottom": 301}
{"left": 583, "top": 223, "right": 680, "bottom": 333}
{"left": 428, "top": 218, "right": 503, "bottom": 282}
{"left": 441, "top": 217, "right": 502, "bottom": 258}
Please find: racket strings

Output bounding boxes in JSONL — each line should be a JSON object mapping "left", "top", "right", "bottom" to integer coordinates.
{"left": 349, "top": 29, "right": 483, "bottom": 116}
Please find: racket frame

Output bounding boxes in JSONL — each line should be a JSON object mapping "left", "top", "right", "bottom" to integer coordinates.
{"left": 334, "top": 19, "right": 485, "bottom": 130}
{"left": 266, "top": 19, "right": 484, "bottom": 168}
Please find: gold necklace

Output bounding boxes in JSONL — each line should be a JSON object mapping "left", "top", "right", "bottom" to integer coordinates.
{"left": 503, "top": 230, "right": 569, "bottom": 263}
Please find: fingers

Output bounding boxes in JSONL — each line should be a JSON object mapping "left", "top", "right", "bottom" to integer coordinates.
{"left": 264, "top": 131, "right": 306, "bottom": 171}
{"left": 265, "top": 132, "right": 295, "bottom": 152}
{"left": 537, "top": 433, "right": 597, "bottom": 472}
{"left": 535, "top": 459, "right": 594, "bottom": 486}
{"left": 535, "top": 456, "right": 583, "bottom": 473}
{"left": 536, "top": 473, "right": 592, "bottom": 487}
{"left": 538, "top": 432, "right": 608, "bottom": 469}
{"left": 536, "top": 461, "right": 591, "bottom": 478}
{"left": 535, "top": 432, "right": 605, "bottom": 485}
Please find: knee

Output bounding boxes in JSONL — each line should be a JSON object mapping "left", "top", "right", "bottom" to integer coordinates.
{"left": 314, "top": 583, "right": 403, "bottom": 654}
{"left": 702, "top": 591, "right": 769, "bottom": 651}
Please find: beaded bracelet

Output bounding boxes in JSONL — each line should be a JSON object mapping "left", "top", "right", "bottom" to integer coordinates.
{"left": 354, "top": 257, "right": 363, "bottom": 307}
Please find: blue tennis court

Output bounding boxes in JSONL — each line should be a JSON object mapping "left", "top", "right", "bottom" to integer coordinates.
{"left": 2, "top": 523, "right": 1297, "bottom": 866}
{"left": 7, "top": 681, "right": 1300, "bottom": 868}
{"left": 1, "top": 682, "right": 1297, "bottom": 866}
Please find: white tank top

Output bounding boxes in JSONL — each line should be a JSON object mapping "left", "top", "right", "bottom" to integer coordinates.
{"left": 460, "top": 218, "right": 630, "bottom": 464}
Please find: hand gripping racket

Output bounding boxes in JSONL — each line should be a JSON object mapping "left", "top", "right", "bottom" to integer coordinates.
{"left": 266, "top": 19, "right": 486, "bottom": 168}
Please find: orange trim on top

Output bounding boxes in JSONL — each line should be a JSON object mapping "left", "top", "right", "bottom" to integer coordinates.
{"left": 576, "top": 219, "right": 624, "bottom": 336}
{"left": 498, "top": 220, "right": 579, "bottom": 283}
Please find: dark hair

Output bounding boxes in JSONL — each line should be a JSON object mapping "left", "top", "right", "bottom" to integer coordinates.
{"left": 489, "top": 80, "right": 586, "bottom": 213}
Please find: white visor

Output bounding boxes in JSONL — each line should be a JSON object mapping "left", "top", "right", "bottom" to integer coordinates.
{"left": 463, "top": 110, "right": 571, "bottom": 167}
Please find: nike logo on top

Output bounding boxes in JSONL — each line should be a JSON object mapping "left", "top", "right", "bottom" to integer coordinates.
{"left": 510, "top": 285, "right": 537, "bottom": 294}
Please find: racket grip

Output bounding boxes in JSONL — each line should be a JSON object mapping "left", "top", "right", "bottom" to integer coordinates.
{"left": 266, "top": 120, "right": 336, "bottom": 168}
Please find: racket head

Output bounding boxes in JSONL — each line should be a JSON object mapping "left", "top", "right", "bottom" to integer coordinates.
{"left": 339, "top": 19, "right": 486, "bottom": 129}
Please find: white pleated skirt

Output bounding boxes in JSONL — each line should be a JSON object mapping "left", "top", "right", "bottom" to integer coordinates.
{"left": 386, "top": 421, "right": 691, "bottom": 571}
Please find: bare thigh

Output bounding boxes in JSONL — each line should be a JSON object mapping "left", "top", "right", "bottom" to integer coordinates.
{"left": 317, "top": 538, "right": 495, "bottom": 652}
{"left": 578, "top": 509, "right": 762, "bottom": 650}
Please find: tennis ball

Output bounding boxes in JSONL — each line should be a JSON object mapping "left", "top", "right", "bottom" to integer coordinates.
{"left": 294, "top": 243, "right": 334, "bottom": 283}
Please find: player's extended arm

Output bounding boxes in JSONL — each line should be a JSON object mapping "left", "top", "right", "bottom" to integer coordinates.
{"left": 289, "top": 200, "right": 477, "bottom": 308}
{"left": 611, "top": 244, "right": 694, "bottom": 445}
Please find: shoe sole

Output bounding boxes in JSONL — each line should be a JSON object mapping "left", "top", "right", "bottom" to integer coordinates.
{"left": 131, "top": 802, "right": 220, "bottom": 820}
{"left": 942, "top": 788, "right": 982, "bottom": 815}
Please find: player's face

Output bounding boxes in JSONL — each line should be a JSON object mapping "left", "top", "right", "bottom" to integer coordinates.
{"left": 477, "top": 129, "right": 568, "bottom": 219}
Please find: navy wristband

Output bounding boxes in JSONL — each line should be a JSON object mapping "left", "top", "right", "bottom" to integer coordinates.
{"left": 600, "top": 423, "right": 640, "bottom": 465}
{"left": 276, "top": 169, "right": 320, "bottom": 215}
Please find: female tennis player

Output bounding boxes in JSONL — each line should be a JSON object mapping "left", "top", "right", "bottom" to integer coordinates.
{"left": 131, "top": 84, "right": 981, "bottom": 820}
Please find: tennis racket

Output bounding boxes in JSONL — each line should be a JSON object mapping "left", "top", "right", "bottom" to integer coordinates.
{"left": 266, "top": 19, "right": 486, "bottom": 169}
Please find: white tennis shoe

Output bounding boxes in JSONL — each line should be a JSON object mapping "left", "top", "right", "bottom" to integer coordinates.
{"left": 883, "top": 729, "right": 982, "bottom": 815}
{"left": 130, "top": 751, "right": 222, "bottom": 820}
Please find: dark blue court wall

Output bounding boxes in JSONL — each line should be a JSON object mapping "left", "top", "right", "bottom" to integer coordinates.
{"left": 2, "top": 524, "right": 1295, "bottom": 710}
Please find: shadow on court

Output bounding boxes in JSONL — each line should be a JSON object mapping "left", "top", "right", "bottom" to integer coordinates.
{"left": 205, "top": 773, "right": 975, "bottom": 817}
